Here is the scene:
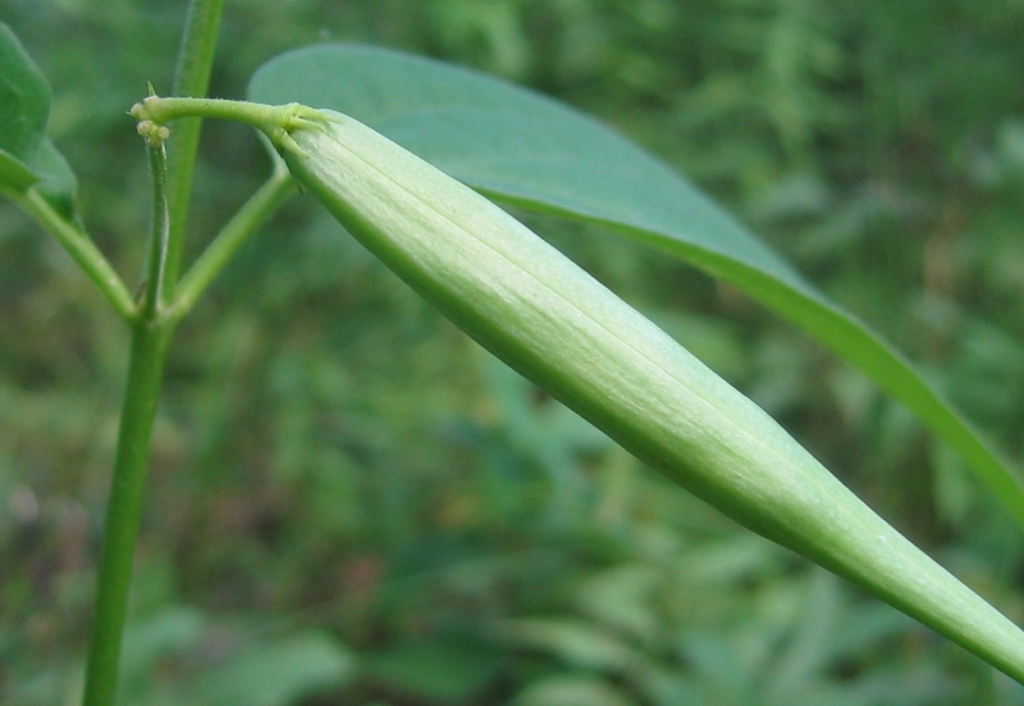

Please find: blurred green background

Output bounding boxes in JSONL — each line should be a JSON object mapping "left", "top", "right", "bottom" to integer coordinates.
{"left": 2, "top": 1, "right": 1024, "bottom": 704}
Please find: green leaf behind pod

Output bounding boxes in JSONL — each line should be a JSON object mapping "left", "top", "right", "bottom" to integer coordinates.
{"left": 247, "top": 45, "right": 1024, "bottom": 526}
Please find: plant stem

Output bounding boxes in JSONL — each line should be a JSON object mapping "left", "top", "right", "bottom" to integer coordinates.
{"left": 142, "top": 141, "right": 171, "bottom": 318}
{"left": 81, "top": 3, "right": 249, "bottom": 703}
{"left": 2, "top": 187, "right": 135, "bottom": 320}
{"left": 80, "top": 130, "right": 186, "bottom": 706}
{"left": 82, "top": 317, "right": 174, "bottom": 706}
{"left": 163, "top": 0, "right": 227, "bottom": 305}
{"left": 132, "top": 96, "right": 322, "bottom": 139}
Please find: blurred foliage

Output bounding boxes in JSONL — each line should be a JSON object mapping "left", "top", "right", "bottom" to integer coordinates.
{"left": 2, "top": 0, "right": 1024, "bottom": 704}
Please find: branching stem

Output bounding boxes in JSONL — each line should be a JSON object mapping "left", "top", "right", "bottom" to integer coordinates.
{"left": 170, "top": 162, "right": 295, "bottom": 322}
{"left": 2, "top": 187, "right": 135, "bottom": 320}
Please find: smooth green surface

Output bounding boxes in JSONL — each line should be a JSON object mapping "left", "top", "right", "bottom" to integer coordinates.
{"left": 0, "top": 149, "right": 40, "bottom": 192}
{"left": 22, "top": 138, "right": 77, "bottom": 218}
{"left": 82, "top": 320, "right": 174, "bottom": 706}
{"left": 269, "top": 106, "right": 1024, "bottom": 682}
{"left": 196, "top": 633, "right": 354, "bottom": 706}
{"left": 247, "top": 44, "right": 1024, "bottom": 530}
{"left": 162, "top": 0, "right": 227, "bottom": 305}
{"left": 0, "top": 21, "right": 77, "bottom": 215}
{"left": 0, "top": 21, "right": 49, "bottom": 161}
{"left": 141, "top": 142, "right": 171, "bottom": 318}
{"left": 81, "top": 2, "right": 230, "bottom": 704}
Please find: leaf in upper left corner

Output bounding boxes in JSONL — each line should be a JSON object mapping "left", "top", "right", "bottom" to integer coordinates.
{"left": 0, "top": 22, "right": 77, "bottom": 216}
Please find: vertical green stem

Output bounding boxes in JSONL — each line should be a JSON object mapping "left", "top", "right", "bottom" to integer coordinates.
{"left": 80, "top": 4, "right": 227, "bottom": 702}
{"left": 142, "top": 141, "right": 171, "bottom": 317}
{"left": 163, "top": 0, "right": 227, "bottom": 302}
{"left": 81, "top": 318, "right": 174, "bottom": 706}
{"left": 81, "top": 127, "right": 180, "bottom": 706}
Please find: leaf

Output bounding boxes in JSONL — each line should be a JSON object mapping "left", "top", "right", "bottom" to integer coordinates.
{"left": 0, "top": 22, "right": 49, "bottom": 160}
{"left": 495, "top": 617, "right": 641, "bottom": 672}
{"left": 196, "top": 632, "right": 355, "bottom": 706}
{"left": 575, "top": 565, "right": 660, "bottom": 643}
{"left": 513, "top": 676, "right": 639, "bottom": 706}
{"left": 117, "top": 605, "right": 207, "bottom": 701}
{"left": 0, "top": 148, "right": 40, "bottom": 191}
{"left": 361, "top": 640, "right": 503, "bottom": 703}
{"left": 247, "top": 44, "right": 1024, "bottom": 526}
{"left": 0, "top": 21, "right": 77, "bottom": 214}
{"left": 25, "top": 137, "right": 78, "bottom": 217}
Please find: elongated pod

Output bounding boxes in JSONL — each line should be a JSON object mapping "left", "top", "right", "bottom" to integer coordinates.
{"left": 268, "top": 107, "right": 1024, "bottom": 681}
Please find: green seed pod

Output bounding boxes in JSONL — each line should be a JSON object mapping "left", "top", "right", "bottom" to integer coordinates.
{"left": 269, "top": 107, "right": 1024, "bottom": 680}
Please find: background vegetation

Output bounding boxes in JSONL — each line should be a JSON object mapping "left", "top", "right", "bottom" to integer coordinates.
{"left": 2, "top": 1, "right": 1023, "bottom": 704}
